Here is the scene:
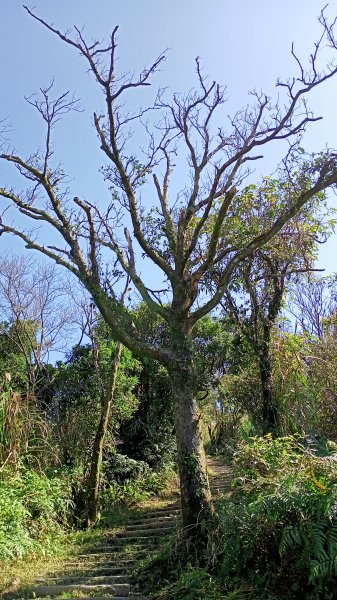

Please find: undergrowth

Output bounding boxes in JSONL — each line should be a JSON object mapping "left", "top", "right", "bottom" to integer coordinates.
{"left": 218, "top": 434, "right": 337, "bottom": 598}
{"left": 102, "top": 454, "right": 177, "bottom": 509}
{"left": 138, "top": 435, "right": 337, "bottom": 600}
{"left": 0, "top": 465, "right": 73, "bottom": 561}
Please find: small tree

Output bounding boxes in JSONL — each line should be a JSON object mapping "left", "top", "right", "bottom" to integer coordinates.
{"left": 1, "top": 7, "right": 337, "bottom": 533}
{"left": 54, "top": 309, "right": 139, "bottom": 525}
{"left": 81, "top": 286, "right": 140, "bottom": 526}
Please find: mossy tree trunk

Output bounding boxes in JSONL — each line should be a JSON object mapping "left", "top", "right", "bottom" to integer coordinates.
{"left": 169, "top": 323, "right": 213, "bottom": 531}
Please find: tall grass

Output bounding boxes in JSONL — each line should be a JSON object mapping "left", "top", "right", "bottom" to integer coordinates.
{"left": 0, "top": 388, "right": 51, "bottom": 471}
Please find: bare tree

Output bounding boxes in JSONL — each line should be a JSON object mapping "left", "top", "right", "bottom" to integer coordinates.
{"left": 1, "top": 7, "right": 337, "bottom": 536}
{"left": 288, "top": 275, "right": 337, "bottom": 338}
{"left": 0, "top": 254, "right": 75, "bottom": 398}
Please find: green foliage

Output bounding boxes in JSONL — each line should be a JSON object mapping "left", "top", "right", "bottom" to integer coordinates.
{"left": 120, "top": 355, "right": 175, "bottom": 468}
{"left": 102, "top": 453, "right": 176, "bottom": 508}
{"left": 218, "top": 435, "right": 337, "bottom": 599}
{"left": 272, "top": 326, "right": 337, "bottom": 439}
{"left": 0, "top": 466, "right": 73, "bottom": 561}
{"left": 54, "top": 339, "right": 140, "bottom": 468}
{"left": 208, "top": 368, "right": 260, "bottom": 455}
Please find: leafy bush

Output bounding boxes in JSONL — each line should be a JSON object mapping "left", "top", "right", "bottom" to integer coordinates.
{"left": 102, "top": 453, "right": 176, "bottom": 508}
{"left": 0, "top": 466, "right": 73, "bottom": 560}
{"left": 105, "top": 452, "right": 149, "bottom": 482}
{"left": 218, "top": 435, "right": 337, "bottom": 599}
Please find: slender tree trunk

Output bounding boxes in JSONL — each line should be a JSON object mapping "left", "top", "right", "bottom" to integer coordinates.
{"left": 259, "top": 330, "right": 279, "bottom": 435}
{"left": 169, "top": 326, "right": 213, "bottom": 532}
{"left": 86, "top": 342, "right": 123, "bottom": 527}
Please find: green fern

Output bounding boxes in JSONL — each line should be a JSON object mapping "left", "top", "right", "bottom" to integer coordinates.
{"left": 279, "top": 524, "right": 302, "bottom": 556}
{"left": 308, "top": 519, "right": 337, "bottom": 585}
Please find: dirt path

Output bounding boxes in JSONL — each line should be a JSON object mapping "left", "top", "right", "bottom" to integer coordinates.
{"left": 4, "top": 459, "right": 231, "bottom": 600}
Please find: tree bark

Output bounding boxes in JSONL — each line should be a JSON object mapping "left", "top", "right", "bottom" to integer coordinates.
{"left": 86, "top": 342, "right": 123, "bottom": 527}
{"left": 169, "top": 326, "right": 213, "bottom": 532}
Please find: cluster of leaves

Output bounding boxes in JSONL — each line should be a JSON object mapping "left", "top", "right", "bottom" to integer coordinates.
{"left": 272, "top": 323, "right": 337, "bottom": 438}
{"left": 217, "top": 435, "right": 337, "bottom": 599}
{"left": 144, "top": 435, "right": 337, "bottom": 600}
{"left": 0, "top": 323, "right": 31, "bottom": 394}
{"left": 0, "top": 387, "right": 51, "bottom": 471}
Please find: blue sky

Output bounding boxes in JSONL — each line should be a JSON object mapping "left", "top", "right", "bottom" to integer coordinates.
{"left": 0, "top": 0, "right": 337, "bottom": 275}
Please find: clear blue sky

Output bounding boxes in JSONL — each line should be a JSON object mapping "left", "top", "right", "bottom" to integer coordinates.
{"left": 0, "top": 1, "right": 337, "bottom": 273}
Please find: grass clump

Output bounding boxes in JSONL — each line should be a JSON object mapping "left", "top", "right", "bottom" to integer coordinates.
{"left": 101, "top": 454, "right": 177, "bottom": 509}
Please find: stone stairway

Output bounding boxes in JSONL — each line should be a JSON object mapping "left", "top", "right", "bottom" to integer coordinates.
{"left": 4, "top": 459, "right": 231, "bottom": 600}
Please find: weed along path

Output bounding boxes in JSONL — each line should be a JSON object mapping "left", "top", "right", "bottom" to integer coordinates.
{"left": 3, "top": 460, "right": 231, "bottom": 600}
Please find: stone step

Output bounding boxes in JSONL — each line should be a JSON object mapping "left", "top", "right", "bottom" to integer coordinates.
{"left": 210, "top": 479, "right": 231, "bottom": 484}
{"left": 125, "top": 517, "right": 178, "bottom": 531}
{"left": 76, "top": 549, "right": 149, "bottom": 559}
{"left": 6, "top": 583, "right": 130, "bottom": 598}
{"left": 96, "top": 535, "right": 161, "bottom": 547}
{"left": 211, "top": 483, "right": 231, "bottom": 488}
{"left": 114, "top": 526, "right": 173, "bottom": 538}
{"left": 36, "top": 574, "right": 129, "bottom": 585}
{"left": 136, "top": 507, "right": 180, "bottom": 519}
{"left": 85, "top": 543, "right": 150, "bottom": 553}
{"left": 56, "top": 562, "right": 135, "bottom": 574}
{"left": 65, "top": 557, "right": 137, "bottom": 566}
{"left": 130, "top": 515, "right": 179, "bottom": 526}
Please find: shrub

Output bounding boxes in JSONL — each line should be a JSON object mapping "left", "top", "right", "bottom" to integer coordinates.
{"left": 0, "top": 466, "right": 73, "bottom": 560}
{"left": 154, "top": 566, "right": 222, "bottom": 600}
{"left": 102, "top": 454, "right": 176, "bottom": 508}
{"left": 218, "top": 435, "right": 337, "bottom": 599}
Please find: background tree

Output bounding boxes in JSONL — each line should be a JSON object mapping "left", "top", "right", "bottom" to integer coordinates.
{"left": 121, "top": 308, "right": 232, "bottom": 467}
{"left": 0, "top": 255, "right": 75, "bottom": 402}
{"left": 220, "top": 178, "right": 335, "bottom": 433}
{"left": 120, "top": 304, "right": 174, "bottom": 468}
{"left": 288, "top": 274, "right": 337, "bottom": 338}
{"left": 81, "top": 283, "right": 141, "bottom": 526}
{"left": 1, "top": 7, "right": 337, "bottom": 532}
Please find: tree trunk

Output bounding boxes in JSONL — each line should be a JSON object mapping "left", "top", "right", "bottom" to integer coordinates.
{"left": 259, "top": 335, "right": 279, "bottom": 435}
{"left": 169, "top": 327, "right": 213, "bottom": 532}
{"left": 86, "top": 342, "right": 123, "bottom": 527}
